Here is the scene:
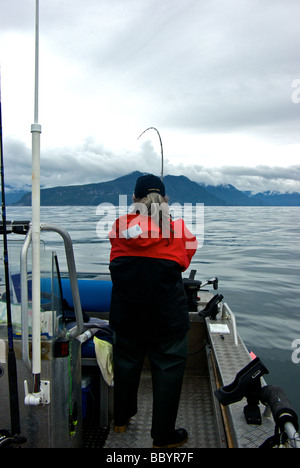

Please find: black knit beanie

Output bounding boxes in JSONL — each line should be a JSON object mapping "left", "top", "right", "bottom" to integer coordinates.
{"left": 134, "top": 174, "right": 165, "bottom": 199}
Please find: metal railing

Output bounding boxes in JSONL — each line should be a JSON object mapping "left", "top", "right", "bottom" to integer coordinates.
{"left": 21, "top": 223, "right": 84, "bottom": 369}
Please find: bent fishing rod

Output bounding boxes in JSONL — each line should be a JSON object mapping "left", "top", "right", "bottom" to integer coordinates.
{"left": 137, "top": 127, "right": 164, "bottom": 181}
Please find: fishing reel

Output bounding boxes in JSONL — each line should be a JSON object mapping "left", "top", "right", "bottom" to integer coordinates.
{"left": 0, "top": 430, "right": 26, "bottom": 448}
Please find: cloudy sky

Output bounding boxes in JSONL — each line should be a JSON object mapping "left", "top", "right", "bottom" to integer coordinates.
{"left": 1, "top": 0, "right": 300, "bottom": 193}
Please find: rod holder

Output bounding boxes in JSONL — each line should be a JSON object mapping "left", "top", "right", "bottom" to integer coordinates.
{"left": 24, "top": 380, "right": 50, "bottom": 406}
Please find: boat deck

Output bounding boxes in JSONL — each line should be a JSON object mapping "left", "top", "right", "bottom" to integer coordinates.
{"left": 104, "top": 370, "right": 222, "bottom": 449}
{"left": 206, "top": 314, "right": 276, "bottom": 448}
{"left": 83, "top": 304, "right": 276, "bottom": 449}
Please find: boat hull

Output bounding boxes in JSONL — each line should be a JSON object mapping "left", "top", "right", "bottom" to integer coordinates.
{"left": 0, "top": 338, "right": 82, "bottom": 448}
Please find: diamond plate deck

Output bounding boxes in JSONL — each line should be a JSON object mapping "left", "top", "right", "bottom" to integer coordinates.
{"left": 88, "top": 301, "right": 278, "bottom": 449}
{"left": 104, "top": 371, "right": 221, "bottom": 449}
{"left": 206, "top": 315, "right": 276, "bottom": 448}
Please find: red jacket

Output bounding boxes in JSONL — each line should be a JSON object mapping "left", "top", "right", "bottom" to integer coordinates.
{"left": 109, "top": 213, "right": 198, "bottom": 271}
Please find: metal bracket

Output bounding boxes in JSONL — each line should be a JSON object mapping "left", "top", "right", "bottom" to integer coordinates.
{"left": 24, "top": 380, "right": 50, "bottom": 406}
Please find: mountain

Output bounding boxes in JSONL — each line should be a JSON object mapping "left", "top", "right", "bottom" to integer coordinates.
{"left": 246, "top": 191, "right": 300, "bottom": 206}
{"left": 163, "top": 175, "right": 225, "bottom": 205}
{"left": 202, "top": 184, "right": 266, "bottom": 206}
{"left": 12, "top": 171, "right": 300, "bottom": 206}
{"left": 15, "top": 172, "right": 141, "bottom": 206}
{"left": 2, "top": 188, "right": 28, "bottom": 205}
{"left": 14, "top": 171, "right": 226, "bottom": 206}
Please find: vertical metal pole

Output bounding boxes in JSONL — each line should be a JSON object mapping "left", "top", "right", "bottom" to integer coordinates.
{"left": 31, "top": 0, "right": 42, "bottom": 389}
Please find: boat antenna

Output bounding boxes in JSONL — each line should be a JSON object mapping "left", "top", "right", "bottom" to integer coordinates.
{"left": 0, "top": 73, "right": 21, "bottom": 437}
{"left": 137, "top": 127, "right": 164, "bottom": 181}
{"left": 31, "top": 0, "right": 42, "bottom": 393}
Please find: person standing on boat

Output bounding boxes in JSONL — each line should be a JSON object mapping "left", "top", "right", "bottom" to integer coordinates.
{"left": 109, "top": 174, "right": 198, "bottom": 448}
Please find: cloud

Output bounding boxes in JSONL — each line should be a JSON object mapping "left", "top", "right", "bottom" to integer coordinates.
{"left": 2, "top": 138, "right": 32, "bottom": 190}
{"left": 3, "top": 136, "right": 163, "bottom": 188}
{"left": 3, "top": 136, "right": 300, "bottom": 195}
{"left": 1, "top": 0, "right": 300, "bottom": 195}
{"left": 172, "top": 163, "right": 300, "bottom": 194}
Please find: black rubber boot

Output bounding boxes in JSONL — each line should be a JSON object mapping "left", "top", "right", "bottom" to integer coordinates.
{"left": 153, "top": 428, "right": 188, "bottom": 448}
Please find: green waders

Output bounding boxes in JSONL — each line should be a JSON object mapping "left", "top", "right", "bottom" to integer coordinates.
{"left": 113, "top": 332, "right": 187, "bottom": 441}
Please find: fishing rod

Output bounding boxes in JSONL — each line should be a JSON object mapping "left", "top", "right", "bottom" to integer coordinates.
{"left": 137, "top": 127, "right": 164, "bottom": 181}
{"left": 0, "top": 74, "right": 23, "bottom": 442}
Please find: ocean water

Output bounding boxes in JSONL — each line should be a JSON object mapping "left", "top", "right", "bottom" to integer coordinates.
{"left": 5, "top": 205, "right": 300, "bottom": 418}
